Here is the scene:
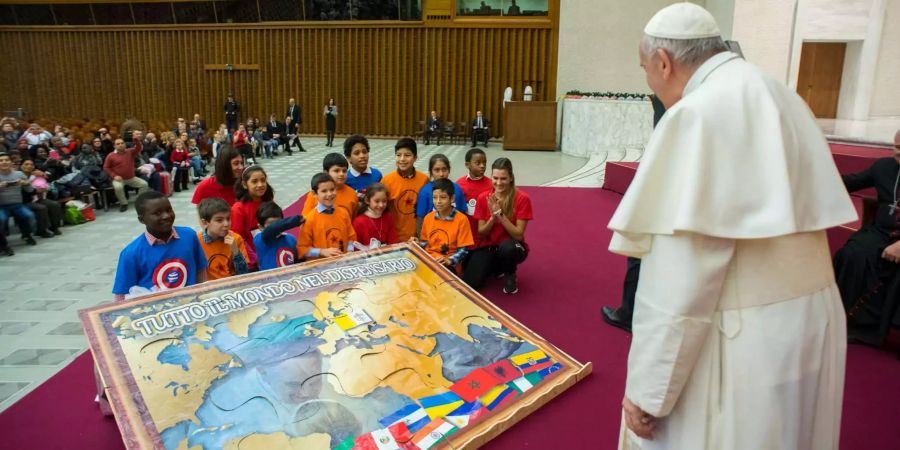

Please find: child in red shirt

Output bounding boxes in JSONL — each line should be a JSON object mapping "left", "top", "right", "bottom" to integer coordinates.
{"left": 231, "top": 165, "right": 274, "bottom": 268}
{"left": 456, "top": 148, "right": 492, "bottom": 243}
{"left": 352, "top": 183, "right": 397, "bottom": 249}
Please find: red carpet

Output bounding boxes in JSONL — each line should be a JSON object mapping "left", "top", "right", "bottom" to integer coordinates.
{"left": 2, "top": 187, "right": 899, "bottom": 449}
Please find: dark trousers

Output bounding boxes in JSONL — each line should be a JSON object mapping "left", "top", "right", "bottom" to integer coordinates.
{"left": 226, "top": 116, "right": 237, "bottom": 133}
{"left": 325, "top": 116, "right": 336, "bottom": 146}
{"left": 27, "top": 200, "right": 63, "bottom": 233}
{"left": 471, "top": 128, "right": 488, "bottom": 146}
{"left": 425, "top": 129, "right": 441, "bottom": 145}
{"left": 462, "top": 239, "right": 528, "bottom": 289}
{"left": 617, "top": 257, "right": 641, "bottom": 323}
{"left": 173, "top": 165, "right": 189, "bottom": 191}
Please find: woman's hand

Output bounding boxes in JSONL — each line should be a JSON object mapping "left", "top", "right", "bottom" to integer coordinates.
{"left": 623, "top": 397, "right": 657, "bottom": 440}
{"left": 882, "top": 241, "right": 900, "bottom": 264}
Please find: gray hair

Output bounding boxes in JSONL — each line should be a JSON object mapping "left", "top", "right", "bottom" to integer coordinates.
{"left": 641, "top": 35, "right": 728, "bottom": 67}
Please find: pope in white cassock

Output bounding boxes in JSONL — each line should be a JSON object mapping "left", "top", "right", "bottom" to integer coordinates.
{"left": 610, "top": 3, "right": 857, "bottom": 449}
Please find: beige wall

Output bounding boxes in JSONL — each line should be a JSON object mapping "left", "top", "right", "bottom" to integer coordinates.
{"left": 731, "top": 0, "right": 798, "bottom": 82}
{"left": 870, "top": 0, "right": 900, "bottom": 117}
{"left": 555, "top": 0, "right": 693, "bottom": 97}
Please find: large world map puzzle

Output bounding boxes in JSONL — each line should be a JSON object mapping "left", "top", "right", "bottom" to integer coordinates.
{"left": 81, "top": 244, "right": 591, "bottom": 449}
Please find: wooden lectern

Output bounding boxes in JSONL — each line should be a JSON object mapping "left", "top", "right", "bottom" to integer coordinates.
{"left": 502, "top": 101, "right": 557, "bottom": 151}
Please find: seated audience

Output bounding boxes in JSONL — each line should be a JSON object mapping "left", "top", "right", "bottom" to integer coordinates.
{"left": 425, "top": 111, "right": 441, "bottom": 145}
{"left": 471, "top": 110, "right": 489, "bottom": 147}
{"left": 0, "top": 152, "right": 37, "bottom": 245}
{"left": 833, "top": 130, "right": 900, "bottom": 346}
{"left": 169, "top": 139, "right": 191, "bottom": 193}
{"left": 20, "top": 159, "right": 62, "bottom": 237}
{"left": 462, "top": 158, "right": 532, "bottom": 294}
{"left": 104, "top": 137, "right": 149, "bottom": 212}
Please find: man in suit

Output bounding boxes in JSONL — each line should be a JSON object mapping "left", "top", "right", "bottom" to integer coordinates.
{"left": 265, "top": 114, "right": 286, "bottom": 156}
{"left": 425, "top": 110, "right": 441, "bottom": 145}
{"left": 285, "top": 98, "right": 305, "bottom": 152}
{"left": 471, "top": 111, "right": 489, "bottom": 147}
{"left": 224, "top": 94, "right": 239, "bottom": 133}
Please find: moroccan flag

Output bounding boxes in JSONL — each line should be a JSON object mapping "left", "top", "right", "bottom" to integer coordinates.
{"left": 479, "top": 384, "right": 518, "bottom": 411}
{"left": 450, "top": 368, "right": 500, "bottom": 402}
{"left": 379, "top": 404, "right": 430, "bottom": 433}
{"left": 410, "top": 418, "right": 459, "bottom": 449}
{"left": 418, "top": 391, "right": 465, "bottom": 419}
{"left": 510, "top": 371, "right": 544, "bottom": 394}
{"left": 353, "top": 422, "right": 412, "bottom": 450}
{"left": 484, "top": 359, "right": 521, "bottom": 383}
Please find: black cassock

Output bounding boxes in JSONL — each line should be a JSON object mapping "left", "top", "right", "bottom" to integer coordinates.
{"left": 833, "top": 157, "right": 900, "bottom": 346}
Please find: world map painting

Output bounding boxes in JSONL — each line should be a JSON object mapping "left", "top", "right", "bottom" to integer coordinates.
{"left": 81, "top": 244, "right": 591, "bottom": 450}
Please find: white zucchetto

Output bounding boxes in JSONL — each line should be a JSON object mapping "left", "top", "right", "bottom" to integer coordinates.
{"left": 644, "top": 2, "right": 721, "bottom": 40}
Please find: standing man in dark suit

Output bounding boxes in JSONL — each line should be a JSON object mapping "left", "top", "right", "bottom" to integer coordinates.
{"left": 425, "top": 110, "right": 441, "bottom": 145}
{"left": 285, "top": 97, "right": 305, "bottom": 152}
{"left": 601, "top": 94, "right": 667, "bottom": 333}
{"left": 224, "top": 94, "right": 239, "bottom": 133}
{"left": 471, "top": 111, "right": 489, "bottom": 147}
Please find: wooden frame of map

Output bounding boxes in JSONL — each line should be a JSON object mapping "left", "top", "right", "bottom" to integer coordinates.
{"left": 80, "top": 244, "right": 592, "bottom": 450}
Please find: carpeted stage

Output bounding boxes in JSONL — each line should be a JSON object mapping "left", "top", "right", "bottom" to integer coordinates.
{"left": 1, "top": 187, "right": 898, "bottom": 449}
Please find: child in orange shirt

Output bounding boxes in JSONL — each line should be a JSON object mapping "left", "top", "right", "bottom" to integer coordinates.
{"left": 196, "top": 197, "right": 250, "bottom": 280}
{"left": 297, "top": 173, "right": 357, "bottom": 260}
{"left": 413, "top": 178, "right": 474, "bottom": 271}
{"left": 301, "top": 153, "right": 359, "bottom": 218}
{"left": 382, "top": 137, "right": 428, "bottom": 242}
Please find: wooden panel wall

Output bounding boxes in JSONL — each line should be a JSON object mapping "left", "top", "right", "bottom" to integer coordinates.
{"left": 0, "top": 23, "right": 557, "bottom": 138}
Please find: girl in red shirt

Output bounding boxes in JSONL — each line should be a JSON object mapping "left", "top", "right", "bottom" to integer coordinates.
{"left": 232, "top": 124, "right": 256, "bottom": 165}
{"left": 462, "top": 157, "right": 533, "bottom": 295}
{"left": 191, "top": 145, "right": 244, "bottom": 206}
{"left": 169, "top": 139, "right": 190, "bottom": 192}
{"left": 231, "top": 165, "right": 274, "bottom": 269}
{"left": 352, "top": 183, "right": 398, "bottom": 248}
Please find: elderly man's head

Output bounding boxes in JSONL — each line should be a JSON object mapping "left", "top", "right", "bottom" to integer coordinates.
{"left": 639, "top": 3, "right": 727, "bottom": 109}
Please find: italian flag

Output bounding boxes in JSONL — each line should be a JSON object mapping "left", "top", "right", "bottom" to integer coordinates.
{"left": 411, "top": 418, "right": 458, "bottom": 449}
{"left": 510, "top": 371, "right": 544, "bottom": 393}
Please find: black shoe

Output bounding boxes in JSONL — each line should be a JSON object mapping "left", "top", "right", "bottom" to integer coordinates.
{"left": 24, "top": 235, "right": 36, "bottom": 245}
{"left": 37, "top": 231, "right": 54, "bottom": 238}
{"left": 601, "top": 306, "right": 632, "bottom": 333}
{"left": 1, "top": 246, "right": 13, "bottom": 256}
{"left": 503, "top": 273, "right": 518, "bottom": 295}
{"left": 300, "top": 147, "right": 306, "bottom": 152}
{"left": 119, "top": 205, "right": 128, "bottom": 212}
{"left": 51, "top": 228, "right": 62, "bottom": 236}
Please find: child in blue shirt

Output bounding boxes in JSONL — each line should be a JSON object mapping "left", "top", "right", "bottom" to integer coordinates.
{"left": 416, "top": 153, "right": 468, "bottom": 228}
{"left": 254, "top": 201, "right": 305, "bottom": 271}
{"left": 343, "top": 134, "right": 383, "bottom": 192}
{"left": 112, "top": 190, "right": 208, "bottom": 300}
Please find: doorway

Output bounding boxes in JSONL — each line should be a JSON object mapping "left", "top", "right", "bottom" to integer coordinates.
{"left": 796, "top": 42, "right": 846, "bottom": 119}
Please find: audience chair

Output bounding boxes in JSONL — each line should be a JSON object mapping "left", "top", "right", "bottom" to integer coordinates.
{"left": 414, "top": 121, "right": 426, "bottom": 143}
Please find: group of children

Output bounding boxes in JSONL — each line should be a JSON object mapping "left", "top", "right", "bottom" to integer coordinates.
{"left": 112, "top": 134, "right": 533, "bottom": 301}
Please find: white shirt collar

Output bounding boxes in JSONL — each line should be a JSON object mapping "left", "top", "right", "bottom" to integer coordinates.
{"left": 683, "top": 51, "right": 740, "bottom": 98}
{"left": 349, "top": 166, "right": 372, "bottom": 177}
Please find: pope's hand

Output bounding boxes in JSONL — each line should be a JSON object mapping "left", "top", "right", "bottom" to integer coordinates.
{"left": 623, "top": 396, "right": 657, "bottom": 440}
{"left": 882, "top": 241, "right": 900, "bottom": 264}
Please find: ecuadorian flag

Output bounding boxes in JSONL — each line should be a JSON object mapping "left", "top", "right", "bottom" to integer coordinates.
{"left": 418, "top": 391, "right": 465, "bottom": 419}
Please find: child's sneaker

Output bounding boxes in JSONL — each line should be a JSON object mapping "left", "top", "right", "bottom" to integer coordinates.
{"left": 503, "top": 273, "right": 518, "bottom": 295}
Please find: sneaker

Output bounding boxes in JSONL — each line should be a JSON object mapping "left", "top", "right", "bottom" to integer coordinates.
{"left": 119, "top": 205, "right": 128, "bottom": 212}
{"left": 37, "top": 231, "right": 54, "bottom": 238}
{"left": 51, "top": 228, "right": 62, "bottom": 236}
{"left": 24, "top": 235, "right": 36, "bottom": 245}
{"left": 503, "top": 273, "right": 518, "bottom": 295}
{"left": 1, "top": 246, "right": 13, "bottom": 256}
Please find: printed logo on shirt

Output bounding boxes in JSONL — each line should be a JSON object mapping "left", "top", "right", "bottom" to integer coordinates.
{"left": 276, "top": 247, "right": 294, "bottom": 267}
{"left": 428, "top": 229, "right": 451, "bottom": 255}
{"left": 153, "top": 258, "right": 189, "bottom": 290}
{"left": 207, "top": 253, "right": 231, "bottom": 275}
{"left": 325, "top": 228, "right": 344, "bottom": 250}
{"left": 397, "top": 189, "right": 418, "bottom": 215}
{"left": 467, "top": 198, "right": 477, "bottom": 215}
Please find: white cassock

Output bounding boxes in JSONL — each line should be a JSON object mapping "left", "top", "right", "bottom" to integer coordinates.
{"left": 609, "top": 52, "right": 858, "bottom": 450}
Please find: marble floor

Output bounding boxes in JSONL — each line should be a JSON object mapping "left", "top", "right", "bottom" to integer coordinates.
{"left": 0, "top": 137, "right": 587, "bottom": 412}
